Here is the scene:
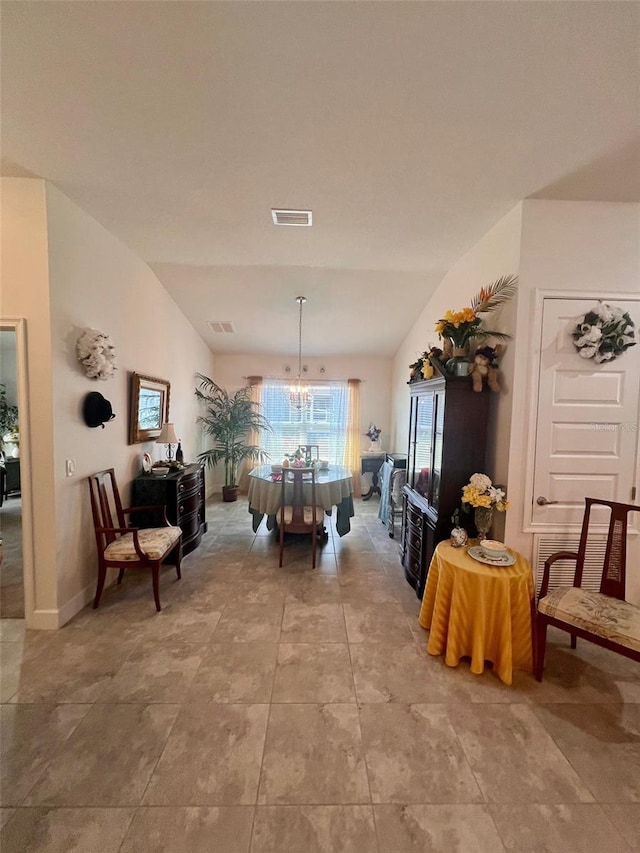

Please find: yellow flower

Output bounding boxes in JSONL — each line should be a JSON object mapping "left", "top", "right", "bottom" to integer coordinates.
{"left": 434, "top": 320, "right": 446, "bottom": 335}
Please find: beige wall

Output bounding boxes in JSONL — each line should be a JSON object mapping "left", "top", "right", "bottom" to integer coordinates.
{"left": 391, "top": 200, "right": 639, "bottom": 583}
{"left": 1, "top": 178, "right": 58, "bottom": 622}
{"left": 1, "top": 178, "right": 216, "bottom": 627}
{"left": 391, "top": 204, "right": 523, "bottom": 536}
{"left": 506, "top": 200, "right": 640, "bottom": 598}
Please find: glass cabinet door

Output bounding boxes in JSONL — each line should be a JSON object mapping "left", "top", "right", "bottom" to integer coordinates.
{"left": 430, "top": 390, "right": 445, "bottom": 511}
{"left": 409, "top": 390, "right": 434, "bottom": 499}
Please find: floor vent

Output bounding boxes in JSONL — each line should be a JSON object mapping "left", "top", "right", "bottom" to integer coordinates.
{"left": 207, "top": 321, "right": 235, "bottom": 334}
{"left": 533, "top": 533, "right": 606, "bottom": 597}
{"left": 271, "top": 209, "right": 313, "bottom": 226}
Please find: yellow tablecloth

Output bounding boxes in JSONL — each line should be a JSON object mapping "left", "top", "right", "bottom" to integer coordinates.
{"left": 418, "top": 540, "right": 535, "bottom": 685}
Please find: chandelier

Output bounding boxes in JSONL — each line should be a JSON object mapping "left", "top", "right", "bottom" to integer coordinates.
{"left": 288, "top": 296, "right": 312, "bottom": 411}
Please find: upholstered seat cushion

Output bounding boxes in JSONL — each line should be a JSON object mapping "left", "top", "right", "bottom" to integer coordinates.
{"left": 282, "top": 506, "right": 319, "bottom": 525}
{"left": 538, "top": 586, "right": 640, "bottom": 653}
{"left": 104, "top": 527, "right": 181, "bottom": 561}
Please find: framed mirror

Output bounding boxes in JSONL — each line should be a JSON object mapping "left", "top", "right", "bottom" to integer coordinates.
{"left": 128, "top": 373, "right": 171, "bottom": 444}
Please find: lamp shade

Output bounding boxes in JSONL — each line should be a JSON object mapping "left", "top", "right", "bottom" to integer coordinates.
{"left": 156, "top": 422, "right": 178, "bottom": 444}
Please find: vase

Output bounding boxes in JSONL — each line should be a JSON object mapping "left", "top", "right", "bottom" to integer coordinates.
{"left": 446, "top": 346, "right": 471, "bottom": 377}
{"left": 474, "top": 506, "right": 493, "bottom": 540}
{"left": 450, "top": 526, "right": 468, "bottom": 548}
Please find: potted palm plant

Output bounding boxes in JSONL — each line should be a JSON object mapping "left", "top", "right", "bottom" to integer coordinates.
{"left": 195, "top": 373, "right": 271, "bottom": 502}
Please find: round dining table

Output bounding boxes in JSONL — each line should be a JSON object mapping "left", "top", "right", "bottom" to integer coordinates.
{"left": 418, "top": 540, "right": 535, "bottom": 685}
{"left": 247, "top": 464, "right": 355, "bottom": 536}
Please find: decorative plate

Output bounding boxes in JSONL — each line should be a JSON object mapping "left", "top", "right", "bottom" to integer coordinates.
{"left": 467, "top": 545, "right": 516, "bottom": 567}
{"left": 142, "top": 452, "right": 152, "bottom": 473}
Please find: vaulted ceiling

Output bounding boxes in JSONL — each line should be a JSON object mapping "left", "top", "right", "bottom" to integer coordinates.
{"left": 2, "top": 1, "right": 638, "bottom": 356}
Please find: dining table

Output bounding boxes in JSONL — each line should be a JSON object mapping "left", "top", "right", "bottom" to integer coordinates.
{"left": 418, "top": 539, "right": 535, "bottom": 685}
{"left": 247, "top": 464, "right": 355, "bottom": 536}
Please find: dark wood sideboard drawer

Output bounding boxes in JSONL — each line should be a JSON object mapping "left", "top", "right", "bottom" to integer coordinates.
{"left": 132, "top": 463, "right": 207, "bottom": 557}
{"left": 177, "top": 488, "right": 203, "bottom": 519}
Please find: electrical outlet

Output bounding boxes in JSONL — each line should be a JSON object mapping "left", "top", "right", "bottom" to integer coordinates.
{"left": 65, "top": 459, "right": 75, "bottom": 477}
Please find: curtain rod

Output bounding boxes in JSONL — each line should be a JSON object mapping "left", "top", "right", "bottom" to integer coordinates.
{"left": 244, "top": 376, "right": 363, "bottom": 383}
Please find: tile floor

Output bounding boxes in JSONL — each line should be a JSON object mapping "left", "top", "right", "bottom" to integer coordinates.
{"left": 1, "top": 496, "right": 639, "bottom": 852}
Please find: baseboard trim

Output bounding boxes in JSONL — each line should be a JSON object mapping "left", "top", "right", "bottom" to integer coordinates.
{"left": 26, "top": 580, "right": 95, "bottom": 630}
{"left": 26, "top": 609, "right": 60, "bottom": 630}
{"left": 57, "top": 581, "right": 95, "bottom": 627}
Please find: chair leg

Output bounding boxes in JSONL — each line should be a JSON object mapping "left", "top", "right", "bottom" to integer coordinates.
{"left": 534, "top": 616, "right": 548, "bottom": 682}
{"left": 93, "top": 564, "right": 107, "bottom": 609}
{"left": 117, "top": 569, "right": 125, "bottom": 584}
{"left": 279, "top": 515, "right": 285, "bottom": 567}
{"left": 570, "top": 634, "right": 577, "bottom": 649}
{"left": 175, "top": 545, "right": 182, "bottom": 580}
{"left": 152, "top": 564, "right": 162, "bottom": 612}
{"left": 311, "top": 517, "right": 316, "bottom": 569}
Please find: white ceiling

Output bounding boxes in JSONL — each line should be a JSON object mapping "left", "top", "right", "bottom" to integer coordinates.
{"left": 2, "top": 1, "right": 638, "bottom": 357}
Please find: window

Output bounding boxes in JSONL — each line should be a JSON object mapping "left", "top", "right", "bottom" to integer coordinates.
{"left": 260, "top": 380, "right": 349, "bottom": 463}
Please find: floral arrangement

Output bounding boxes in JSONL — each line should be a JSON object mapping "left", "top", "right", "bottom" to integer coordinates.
{"left": 572, "top": 301, "right": 636, "bottom": 363}
{"left": 461, "top": 473, "right": 509, "bottom": 512}
{"left": 366, "top": 423, "right": 382, "bottom": 442}
{"left": 435, "top": 275, "right": 517, "bottom": 351}
{"left": 408, "top": 347, "right": 442, "bottom": 383}
{"left": 76, "top": 329, "right": 118, "bottom": 380}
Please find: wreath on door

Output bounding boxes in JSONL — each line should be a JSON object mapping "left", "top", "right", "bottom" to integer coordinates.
{"left": 572, "top": 301, "right": 636, "bottom": 363}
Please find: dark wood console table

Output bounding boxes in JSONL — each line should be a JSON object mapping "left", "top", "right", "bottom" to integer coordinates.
{"left": 1, "top": 458, "right": 20, "bottom": 503}
{"left": 361, "top": 453, "right": 385, "bottom": 500}
{"left": 131, "top": 463, "right": 207, "bottom": 557}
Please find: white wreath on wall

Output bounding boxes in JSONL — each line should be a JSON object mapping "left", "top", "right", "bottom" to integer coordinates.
{"left": 76, "top": 329, "right": 118, "bottom": 380}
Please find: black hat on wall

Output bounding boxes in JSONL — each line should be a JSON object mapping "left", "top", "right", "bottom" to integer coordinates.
{"left": 83, "top": 392, "right": 116, "bottom": 429}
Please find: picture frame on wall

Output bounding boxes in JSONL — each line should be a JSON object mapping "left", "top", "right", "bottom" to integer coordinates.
{"left": 128, "top": 372, "right": 171, "bottom": 444}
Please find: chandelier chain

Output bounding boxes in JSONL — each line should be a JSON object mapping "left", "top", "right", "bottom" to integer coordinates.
{"left": 297, "top": 296, "right": 304, "bottom": 378}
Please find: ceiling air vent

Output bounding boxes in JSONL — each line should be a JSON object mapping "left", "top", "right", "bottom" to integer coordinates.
{"left": 271, "top": 209, "right": 313, "bottom": 227}
{"left": 207, "top": 321, "right": 236, "bottom": 334}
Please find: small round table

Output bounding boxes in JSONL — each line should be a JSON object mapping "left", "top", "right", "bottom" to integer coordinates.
{"left": 418, "top": 540, "right": 535, "bottom": 685}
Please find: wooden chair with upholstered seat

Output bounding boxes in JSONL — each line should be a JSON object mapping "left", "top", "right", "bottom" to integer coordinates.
{"left": 88, "top": 468, "right": 182, "bottom": 611}
{"left": 296, "top": 444, "right": 320, "bottom": 461}
{"left": 279, "top": 466, "right": 324, "bottom": 568}
{"left": 535, "top": 496, "right": 640, "bottom": 681}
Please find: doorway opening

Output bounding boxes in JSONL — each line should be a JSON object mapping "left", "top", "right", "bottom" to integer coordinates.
{"left": 0, "top": 329, "right": 23, "bottom": 617}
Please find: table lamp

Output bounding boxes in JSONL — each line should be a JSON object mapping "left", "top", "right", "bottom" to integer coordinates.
{"left": 156, "top": 422, "right": 178, "bottom": 462}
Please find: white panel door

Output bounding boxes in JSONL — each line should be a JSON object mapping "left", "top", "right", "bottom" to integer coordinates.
{"left": 531, "top": 296, "right": 639, "bottom": 529}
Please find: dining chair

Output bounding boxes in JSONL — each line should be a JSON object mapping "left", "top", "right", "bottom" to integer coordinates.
{"left": 88, "top": 468, "right": 182, "bottom": 611}
{"left": 279, "top": 466, "right": 323, "bottom": 568}
{"left": 535, "top": 496, "right": 640, "bottom": 680}
{"left": 296, "top": 444, "right": 320, "bottom": 460}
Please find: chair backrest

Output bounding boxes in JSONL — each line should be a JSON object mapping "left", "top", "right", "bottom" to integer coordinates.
{"left": 88, "top": 469, "right": 127, "bottom": 547}
{"left": 575, "top": 497, "right": 639, "bottom": 600}
{"left": 391, "top": 468, "right": 407, "bottom": 505}
{"left": 280, "top": 466, "right": 317, "bottom": 532}
{"left": 296, "top": 444, "right": 320, "bottom": 460}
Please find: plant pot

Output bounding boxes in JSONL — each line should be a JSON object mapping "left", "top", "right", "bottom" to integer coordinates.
{"left": 222, "top": 485, "right": 239, "bottom": 502}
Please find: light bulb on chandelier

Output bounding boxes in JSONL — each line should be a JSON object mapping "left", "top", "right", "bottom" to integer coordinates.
{"left": 288, "top": 296, "right": 312, "bottom": 411}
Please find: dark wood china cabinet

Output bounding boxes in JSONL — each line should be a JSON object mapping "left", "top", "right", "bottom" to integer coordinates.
{"left": 401, "top": 362, "right": 490, "bottom": 597}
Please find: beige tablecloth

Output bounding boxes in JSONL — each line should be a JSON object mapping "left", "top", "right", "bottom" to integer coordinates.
{"left": 247, "top": 465, "right": 355, "bottom": 536}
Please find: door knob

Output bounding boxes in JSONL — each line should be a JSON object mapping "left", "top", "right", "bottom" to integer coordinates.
{"left": 536, "top": 496, "right": 559, "bottom": 506}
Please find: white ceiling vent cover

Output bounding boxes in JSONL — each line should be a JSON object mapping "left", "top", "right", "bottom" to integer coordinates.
{"left": 271, "top": 209, "right": 313, "bottom": 226}
{"left": 207, "top": 321, "right": 236, "bottom": 334}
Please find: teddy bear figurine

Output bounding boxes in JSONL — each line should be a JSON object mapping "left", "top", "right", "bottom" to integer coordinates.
{"left": 469, "top": 346, "right": 501, "bottom": 393}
